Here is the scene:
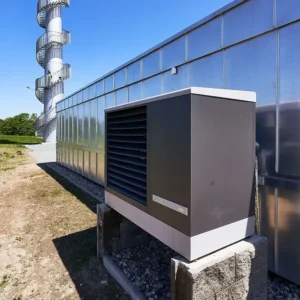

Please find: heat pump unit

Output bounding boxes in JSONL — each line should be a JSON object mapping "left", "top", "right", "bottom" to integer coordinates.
{"left": 105, "top": 87, "right": 256, "bottom": 261}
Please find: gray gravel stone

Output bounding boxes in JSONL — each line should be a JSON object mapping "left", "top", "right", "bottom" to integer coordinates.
{"left": 47, "top": 162, "right": 104, "bottom": 202}
{"left": 111, "top": 238, "right": 176, "bottom": 300}
{"left": 268, "top": 274, "right": 300, "bottom": 300}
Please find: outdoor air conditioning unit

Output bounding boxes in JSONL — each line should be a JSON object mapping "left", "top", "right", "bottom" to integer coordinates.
{"left": 105, "top": 87, "right": 256, "bottom": 261}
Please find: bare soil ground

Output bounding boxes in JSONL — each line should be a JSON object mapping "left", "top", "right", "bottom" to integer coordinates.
{"left": 0, "top": 145, "right": 128, "bottom": 300}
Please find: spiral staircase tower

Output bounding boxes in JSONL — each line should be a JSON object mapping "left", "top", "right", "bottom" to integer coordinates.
{"left": 35, "top": 0, "right": 71, "bottom": 142}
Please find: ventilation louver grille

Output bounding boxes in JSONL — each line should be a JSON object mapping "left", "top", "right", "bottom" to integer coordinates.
{"left": 107, "top": 106, "right": 147, "bottom": 205}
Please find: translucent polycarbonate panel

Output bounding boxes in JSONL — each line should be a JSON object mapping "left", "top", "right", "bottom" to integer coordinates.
{"left": 57, "top": 113, "right": 60, "bottom": 141}
{"left": 64, "top": 147, "right": 68, "bottom": 165}
{"left": 276, "top": 0, "right": 300, "bottom": 26}
{"left": 61, "top": 112, "right": 64, "bottom": 142}
{"left": 61, "top": 146, "right": 64, "bottom": 164}
{"left": 72, "top": 94, "right": 77, "bottom": 106}
{"left": 77, "top": 91, "right": 83, "bottom": 104}
{"left": 65, "top": 147, "right": 68, "bottom": 166}
{"left": 90, "top": 99, "right": 97, "bottom": 148}
{"left": 223, "top": 0, "right": 274, "bottom": 47}
{"left": 90, "top": 152, "right": 97, "bottom": 180}
{"left": 60, "top": 112, "right": 63, "bottom": 142}
{"left": 142, "top": 51, "right": 160, "bottom": 78}
{"left": 89, "top": 84, "right": 96, "bottom": 99}
{"left": 225, "top": 32, "right": 277, "bottom": 106}
{"left": 65, "top": 109, "right": 69, "bottom": 143}
{"left": 65, "top": 147, "right": 69, "bottom": 167}
{"left": 73, "top": 106, "right": 77, "bottom": 144}
{"left": 188, "top": 17, "right": 222, "bottom": 60}
{"left": 189, "top": 52, "right": 223, "bottom": 89}
{"left": 83, "top": 102, "right": 90, "bottom": 146}
{"left": 84, "top": 151, "right": 90, "bottom": 177}
{"left": 57, "top": 146, "right": 60, "bottom": 163}
{"left": 97, "top": 151, "right": 105, "bottom": 185}
{"left": 63, "top": 146, "right": 67, "bottom": 165}
{"left": 116, "top": 87, "right": 128, "bottom": 105}
{"left": 278, "top": 23, "right": 300, "bottom": 177}
{"left": 163, "top": 65, "right": 188, "bottom": 93}
{"left": 279, "top": 23, "right": 300, "bottom": 103}
{"left": 73, "top": 148, "right": 78, "bottom": 171}
{"left": 105, "top": 92, "right": 115, "bottom": 108}
{"left": 59, "top": 147, "right": 62, "bottom": 163}
{"left": 57, "top": 113, "right": 60, "bottom": 142}
{"left": 142, "top": 75, "right": 162, "bottom": 98}
{"left": 129, "top": 82, "right": 142, "bottom": 102}
{"left": 77, "top": 104, "right": 83, "bottom": 145}
{"left": 97, "top": 97, "right": 105, "bottom": 150}
{"left": 69, "top": 148, "right": 73, "bottom": 169}
{"left": 83, "top": 88, "right": 89, "bottom": 102}
{"left": 162, "top": 37, "right": 186, "bottom": 70}
{"left": 59, "top": 146, "right": 62, "bottom": 163}
{"left": 68, "top": 97, "right": 72, "bottom": 108}
{"left": 57, "top": 145, "right": 60, "bottom": 162}
{"left": 96, "top": 81, "right": 104, "bottom": 96}
{"left": 60, "top": 147, "right": 63, "bottom": 163}
{"left": 78, "top": 150, "right": 83, "bottom": 174}
{"left": 104, "top": 75, "right": 114, "bottom": 93}
{"left": 115, "top": 68, "right": 127, "bottom": 89}
{"left": 69, "top": 108, "right": 73, "bottom": 143}
{"left": 127, "top": 60, "right": 141, "bottom": 84}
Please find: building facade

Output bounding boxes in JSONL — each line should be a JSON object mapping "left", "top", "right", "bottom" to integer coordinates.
{"left": 56, "top": 0, "right": 300, "bottom": 285}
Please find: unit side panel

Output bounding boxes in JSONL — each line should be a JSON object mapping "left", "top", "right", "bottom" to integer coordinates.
{"left": 191, "top": 94, "right": 256, "bottom": 236}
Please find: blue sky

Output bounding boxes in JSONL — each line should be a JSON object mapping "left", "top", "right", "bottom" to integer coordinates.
{"left": 0, "top": 0, "right": 232, "bottom": 119}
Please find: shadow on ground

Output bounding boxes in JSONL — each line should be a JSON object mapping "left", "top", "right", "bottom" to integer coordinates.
{"left": 37, "top": 163, "right": 128, "bottom": 299}
{"left": 53, "top": 228, "right": 127, "bottom": 300}
{"left": 37, "top": 163, "right": 97, "bottom": 213}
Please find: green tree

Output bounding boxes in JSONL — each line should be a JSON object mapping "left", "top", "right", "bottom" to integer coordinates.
{"left": 30, "top": 113, "right": 38, "bottom": 121}
{"left": 0, "top": 119, "right": 4, "bottom": 134}
{"left": 0, "top": 113, "right": 36, "bottom": 136}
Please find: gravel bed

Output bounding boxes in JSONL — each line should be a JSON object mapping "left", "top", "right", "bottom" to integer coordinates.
{"left": 268, "top": 274, "right": 300, "bottom": 299}
{"left": 47, "top": 162, "right": 104, "bottom": 202}
{"left": 111, "top": 238, "right": 176, "bottom": 300}
{"left": 111, "top": 238, "right": 300, "bottom": 300}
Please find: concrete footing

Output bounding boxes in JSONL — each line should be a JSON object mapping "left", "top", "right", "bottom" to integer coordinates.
{"left": 171, "top": 235, "right": 268, "bottom": 300}
{"left": 97, "top": 204, "right": 267, "bottom": 300}
{"left": 97, "top": 203, "right": 150, "bottom": 258}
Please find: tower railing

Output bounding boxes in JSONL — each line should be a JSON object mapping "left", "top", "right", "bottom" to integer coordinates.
{"left": 37, "top": 0, "right": 70, "bottom": 28}
{"left": 35, "top": 0, "right": 71, "bottom": 139}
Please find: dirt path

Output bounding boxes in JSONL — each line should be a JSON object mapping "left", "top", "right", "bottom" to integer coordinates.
{"left": 0, "top": 146, "right": 128, "bottom": 300}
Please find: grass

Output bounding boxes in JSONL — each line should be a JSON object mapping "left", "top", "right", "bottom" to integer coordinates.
{"left": 0, "top": 275, "right": 9, "bottom": 289}
{"left": 0, "top": 144, "right": 27, "bottom": 172}
{"left": 0, "top": 135, "right": 43, "bottom": 145}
